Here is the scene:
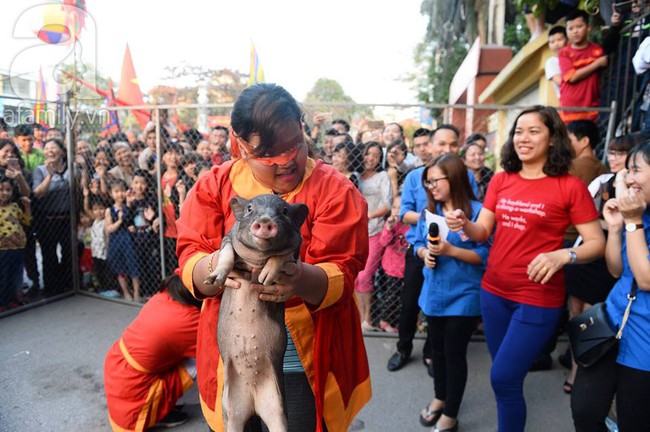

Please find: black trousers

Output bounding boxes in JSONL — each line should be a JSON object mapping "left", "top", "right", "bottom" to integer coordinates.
{"left": 427, "top": 315, "right": 479, "bottom": 418}
{"left": 36, "top": 216, "right": 73, "bottom": 296}
{"left": 396, "top": 245, "right": 431, "bottom": 358}
{"left": 572, "top": 346, "right": 650, "bottom": 432}
{"left": 23, "top": 225, "right": 39, "bottom": 288}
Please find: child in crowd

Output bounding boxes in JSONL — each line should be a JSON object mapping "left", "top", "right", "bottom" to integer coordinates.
{"left": 83, "top": 178, "right": 104, "bottom": 214}
{"left": 92, "top": 149, "right": 111, "bottom": 199}
{"left": 0, "top": 175, "right": 30, "bottom": 310}
{"left": 77, "top": 211, "right": 94, "bottom": 289}
{"left": 14, "top": 124, "right": 44, "bottom": 173}
{"left": 194, "top": 160, "right": 211, "bottom": 179}
{"left": 546, "top": 25, "right": 568, "bottom": 99}
{"left": 180, "top": 152, "right": 201, "bottom": 190}
{"left": 376, "top": 196, "right": 409, "bottom": 333}
{"left": 195, "top": 139, "right": 212, "bottom": 164}
{"left": 127, "top": 170, "right": 160, "bottom": 296}
{"left": 559, "top": 9, "right": 607, "bottom": 123}
{"left": 89, "top": 199, "right": 117, "bottom": 296}
{"left": 105, "top": 179, "right": 141, "bottom": 302}
{"left": 161, "top": 143, "right": 185, "bottom": 276}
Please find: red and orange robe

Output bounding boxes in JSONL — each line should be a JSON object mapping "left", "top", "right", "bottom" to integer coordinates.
{"left": 104, "top": 290, "right": 200, "bottom": 432}
{"left": 176, "top": 157, "right": 372, "bottom": 432}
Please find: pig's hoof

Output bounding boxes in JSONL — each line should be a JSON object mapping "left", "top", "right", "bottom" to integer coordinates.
{"left": 204, "top": 272, "right": 227, "bottom": 287}
{"left": 258, "top": 269, "right": 278, "bottom": 286}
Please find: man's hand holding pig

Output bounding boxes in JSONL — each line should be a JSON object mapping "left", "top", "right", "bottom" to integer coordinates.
{"left": 251, "top": 259, "right": 304, "bottom": 303}
{"left": 196, "top": 251, "right": 253, "bottom": 297}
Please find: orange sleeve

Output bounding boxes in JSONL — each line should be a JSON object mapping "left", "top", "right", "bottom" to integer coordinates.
{"left": 299, "top": 166, "right": 369, "bottom": 312}
{"left": 175, "top": 165, "right": 231, "bottom": 297}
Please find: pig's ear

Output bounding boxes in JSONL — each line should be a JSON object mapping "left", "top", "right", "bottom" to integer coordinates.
{"left": 289, "top": 203, "right": 309, "bottom": 228}
{"left": 230, "top": 197, "right": 249, "bottom": 220}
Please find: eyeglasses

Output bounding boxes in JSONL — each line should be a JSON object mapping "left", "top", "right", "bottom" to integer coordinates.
{"left": 607, "top": 150, "right": 627, "bottom": 159}
{"left": 236, "top": 135, "right": 303, "bottom": 166}
{"left": 423, "top": 177, "right": 448, "bottom": 188}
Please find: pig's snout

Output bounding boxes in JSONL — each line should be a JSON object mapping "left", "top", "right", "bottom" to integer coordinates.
{"left": 251, "top": 218, "right": 278, "bottom": 239}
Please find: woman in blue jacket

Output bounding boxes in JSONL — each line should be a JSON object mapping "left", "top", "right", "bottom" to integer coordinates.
{"left": 415, "top": 153, "right": 490, "bottom": 432}
{"left": 572, "top": 141, "right": 650, "bottom": 431}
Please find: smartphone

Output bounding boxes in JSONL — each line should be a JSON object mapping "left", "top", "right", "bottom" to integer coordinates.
{"left": 7, "top": 157, "right": 19, "bottom": 169}
{"left": 367, "top": 120, "right": 385, "bottom": 130}
{"left": 615, "top": 1, "right": 633, "bottom": 17}
{"left": 322, "top": 112, "right": 334, "bottom": 122}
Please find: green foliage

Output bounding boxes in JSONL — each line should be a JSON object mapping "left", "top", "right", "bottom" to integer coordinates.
{"left": 504, "top": 13, "right": 531, "bottom": 54}
{"left": 514, "top": 0, "right": 559, "bottom": 15}
{"left": 158, "top": 65, "right": 247, "bottom": 127}
{"left": 303, "top": 78, "right": 372, "bottom": 124}
{"left": 438, "top": 42, "right": 470, "bottom": 104}
{"left": 414, "top": 40, "right": 469, "bottom": 119}
{"left": 56, "top": 62, "right": 108, "bottom": 109}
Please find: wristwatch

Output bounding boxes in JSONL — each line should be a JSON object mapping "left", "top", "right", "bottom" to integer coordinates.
{"left": 625, "top": 222, "right": 644, "bottom": 233}
{"left": 568, "top": 249, "right": 578, "bottom": 264}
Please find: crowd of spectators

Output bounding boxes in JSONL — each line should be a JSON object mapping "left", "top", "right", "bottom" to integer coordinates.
{"left": 2, "top": 8, "right": 650, "bottom": 428}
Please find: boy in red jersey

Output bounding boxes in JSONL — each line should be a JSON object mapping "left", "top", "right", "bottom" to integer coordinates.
{"left": 559, "top": 9, "right": 608, "bottom": 123}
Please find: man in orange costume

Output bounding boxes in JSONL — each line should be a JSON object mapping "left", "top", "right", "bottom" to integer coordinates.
{"left": 104, "top": 275, "right": 201, "bottom": 431}
{"left": 176, "top": 84, "right": 371, "bottom": 432}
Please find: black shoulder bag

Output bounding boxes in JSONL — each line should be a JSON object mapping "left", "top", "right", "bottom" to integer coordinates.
{"left": 568, "top": 279, "right": 637, "bottom": 368}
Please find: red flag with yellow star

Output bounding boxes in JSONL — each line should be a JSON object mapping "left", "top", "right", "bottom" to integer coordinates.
{"left": 117, "top": 44, "right": 149, "bottom": 127}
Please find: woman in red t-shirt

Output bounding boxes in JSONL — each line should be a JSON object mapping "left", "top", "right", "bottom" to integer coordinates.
{"left": 446, "top": 105, "right": 605, "bottom": 432}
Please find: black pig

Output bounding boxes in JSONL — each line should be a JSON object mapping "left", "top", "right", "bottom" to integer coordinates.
{"left": 204, "top": 194, "right": 308, "bottom": 432}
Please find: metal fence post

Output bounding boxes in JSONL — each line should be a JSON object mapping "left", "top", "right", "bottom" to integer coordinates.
{"left": 602, "top": 100, "right": 617, "bottom": 165}
{"left": 64, "top": 91, "right": 81, "bottom": 294}
{"left": 154, "top": 108, "right": 166, "bottom": 279}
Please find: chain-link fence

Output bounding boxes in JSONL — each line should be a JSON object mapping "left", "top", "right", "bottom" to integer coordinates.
{"left": 0, "top": 95, "right": 77, "bottom": 314}
{"left": 1, "top": 102, "right": 614, "bottom": 335}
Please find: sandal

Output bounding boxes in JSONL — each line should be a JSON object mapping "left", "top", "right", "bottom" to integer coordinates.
{"left": 419, "top": 405, "right": 443, "bottom": 427}
{"left": 434, "top": 419, "right": 459, "bottom": 432}
{"left": 563, "top": 380, "right": 573, "bottom": 394}
{"left": 379, "top": 321, "right": 398, "bottom": 333}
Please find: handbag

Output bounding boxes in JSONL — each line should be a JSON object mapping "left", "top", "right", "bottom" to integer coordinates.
{"left": 568, "top": 279, "right": 637, "bottom": 368}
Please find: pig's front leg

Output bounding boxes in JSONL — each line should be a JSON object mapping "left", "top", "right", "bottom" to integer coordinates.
{"left": 204, "top": 241, "right": 235, "bottom": 287}
{"left": 258, "top": 254, "right": 294, "bottom": 286}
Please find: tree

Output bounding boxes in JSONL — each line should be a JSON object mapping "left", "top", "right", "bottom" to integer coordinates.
{"left": 413, "top": 0, "right": 479, "bottom": 120}
{"left": 55, "top": 62, "right": 109, "bottom": 109}
{"left": 156, "top": 65, "right": 248, "bottom": 128}
{"left": 514, "top": 0, "right": 559, "bottom": 15}
{"left": 504, "top": 11, "right": 531, "bottom": 54}
{"left": 162, "top": 63, "right": 246, "bottom": 109}
{"left": 414, "top": 0, "right": 530, "bottom": 121}
{"left": 302, "top": 78, "right": 372, "bottom": 126}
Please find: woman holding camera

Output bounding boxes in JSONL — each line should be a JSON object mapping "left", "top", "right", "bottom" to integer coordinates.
{"left": 0, "top": 138, "right": 30, "bottom": 199}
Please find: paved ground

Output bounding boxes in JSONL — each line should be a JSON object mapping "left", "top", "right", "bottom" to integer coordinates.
{"left": 0, "top": 295, "right": 575, "bottom": 431}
